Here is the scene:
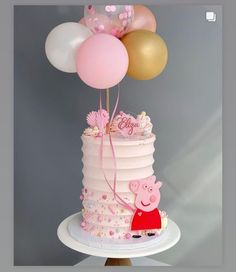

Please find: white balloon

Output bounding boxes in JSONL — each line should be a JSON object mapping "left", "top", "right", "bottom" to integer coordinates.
{"left": 45, "top": 22, "right": 92, "bottom": 73}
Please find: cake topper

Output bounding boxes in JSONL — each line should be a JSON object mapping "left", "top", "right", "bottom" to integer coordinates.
{"left": 129, "top": 175, "right": 162, "bottom": 238}
{"left": 136, "top": 111, "right": 153, "bottom": 136}
{"left": 110, "top": 111, "right": 153, "bottom": 137}
{"left": 85, "top": 109, "right": 109, "bottom": 136}
{"left": 115, "top": 111, "right": 139, "bottom": 136}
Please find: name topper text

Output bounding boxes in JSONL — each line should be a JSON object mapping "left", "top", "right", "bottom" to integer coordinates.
{"left": 117, "top": 117, "right": 139, "bottom": 136}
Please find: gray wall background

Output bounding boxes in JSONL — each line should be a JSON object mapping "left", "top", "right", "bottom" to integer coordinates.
{"left": 14, "top": 5, "right": 222, "bottom": 266}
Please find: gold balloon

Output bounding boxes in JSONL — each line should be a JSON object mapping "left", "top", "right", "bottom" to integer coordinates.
{"left": 121, "top": 30, "right": 168, "bottom": 80}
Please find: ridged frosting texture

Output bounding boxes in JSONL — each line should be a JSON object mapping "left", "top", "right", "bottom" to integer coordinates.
{"left": 80, "top": 133, "right": 168, "bottom": 239}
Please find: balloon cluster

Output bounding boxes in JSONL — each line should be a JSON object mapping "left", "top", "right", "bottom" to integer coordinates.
{"left": 45, "top": 5, "right": 168, "bottom": 89}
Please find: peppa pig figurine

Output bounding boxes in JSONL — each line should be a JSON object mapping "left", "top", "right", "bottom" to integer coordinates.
{"left": 129, "top": 175, "right": 162, "bottom": 238}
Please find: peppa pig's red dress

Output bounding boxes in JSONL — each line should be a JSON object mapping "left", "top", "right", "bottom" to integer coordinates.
{"left": 131, "top": 208, "right": 162, "bottom": 230}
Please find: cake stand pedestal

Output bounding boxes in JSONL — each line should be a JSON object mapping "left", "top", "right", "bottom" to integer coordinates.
{"left": 57, "top": 212, "right": 181, "bottom": 266}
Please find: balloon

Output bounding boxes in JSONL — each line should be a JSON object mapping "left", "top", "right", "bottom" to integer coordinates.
{"left": 127, "top": 5, "right": 157, "bottom": 33}
{"left": 76, "top": 33, "right": 128, "bottom": 89}
{"left": 45, "top": 22, "right": 92, "bottom": 73}
{"left": 121, "top": 30, "right": 168, "bottom": 80}
{"left": 84, "top": 5, "right": 134, "bottom": 38}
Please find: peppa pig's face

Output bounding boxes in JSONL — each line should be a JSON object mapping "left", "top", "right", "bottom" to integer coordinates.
{"left": 129, "top": 176, "right": 162, "bottom": 212}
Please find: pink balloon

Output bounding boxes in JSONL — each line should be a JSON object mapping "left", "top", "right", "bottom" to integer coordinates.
{"left": 127, "top": 5, "right": 157, "bottom": 33}
{"left": 84, "top": 5, "right": 134, "bottom": 38}
{"left": 76, "top": 34, "right": 128, "bottom": 89}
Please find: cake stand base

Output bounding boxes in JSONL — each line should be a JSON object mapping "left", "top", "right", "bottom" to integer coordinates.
{"left": 57, "top": 212, "right": 181, "bottom": 266}
{"left": 75, "top": 256, "right": 169, "bottom": 266}
{"left": 105, "top": 258, "right": 132, "bottom": 266}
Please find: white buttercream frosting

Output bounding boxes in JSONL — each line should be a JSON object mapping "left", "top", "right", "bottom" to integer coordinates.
{"left": 80, "top": 133, "right": 168, "bottom": 239}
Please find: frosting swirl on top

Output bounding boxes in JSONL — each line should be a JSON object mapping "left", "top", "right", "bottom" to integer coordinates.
{"left": 83, "top": 126, "right": 100, "bottom": 137}
{"left": 136, "top": 111, "right": 153, "bottom": 136}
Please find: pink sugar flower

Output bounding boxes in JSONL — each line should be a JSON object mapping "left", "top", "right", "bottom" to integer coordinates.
{"left": 80, "top": 221, "right": 86, "bottom": 227}
{"left": 124, "top": 233, "right": 131, "bottom": 239}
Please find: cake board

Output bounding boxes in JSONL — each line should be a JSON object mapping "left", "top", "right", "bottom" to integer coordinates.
{"left": 57, "top": 212, "right": 181, "bottom": 266}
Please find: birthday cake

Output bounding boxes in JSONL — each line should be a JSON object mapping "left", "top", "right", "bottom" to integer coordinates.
{"left": 80, "top": 110, "right": 168, "bottom": 239}
{"left": 44, "top": 1, "right": 170, "bottom": 243}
